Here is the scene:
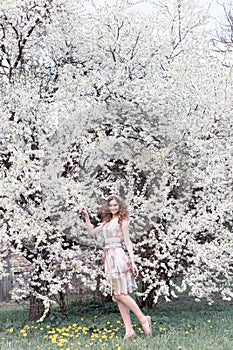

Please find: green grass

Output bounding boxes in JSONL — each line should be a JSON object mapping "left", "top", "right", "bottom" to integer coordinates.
{"left": 0, "top": 297, "right": 232, "bottom": 350}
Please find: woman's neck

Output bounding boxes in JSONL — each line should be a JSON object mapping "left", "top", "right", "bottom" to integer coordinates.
{"left": 111, "top": 214, "right": 119, "bottom": 219}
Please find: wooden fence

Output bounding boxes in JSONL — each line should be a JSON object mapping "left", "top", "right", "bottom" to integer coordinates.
{"left": 0, "top": 257, "right": 12, "bottom": 302}
{"left": 0, "top": 254, "right": 31, "bottom": 302}
{"left": 0, "top": 274, "right": 12, "bottom": 302}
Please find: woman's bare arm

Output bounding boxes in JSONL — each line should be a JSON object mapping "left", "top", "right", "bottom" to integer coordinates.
{"left": 81, "top": 208, "right": 103, "bottom": 236}
{"left": 122, "top": 220, "right": 139, "bottom": 277}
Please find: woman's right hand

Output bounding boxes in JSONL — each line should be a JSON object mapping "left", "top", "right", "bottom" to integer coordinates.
{"left": 131, "top": 262, "right": 139, "bottom": 277}
{"left": 81, "top": 207, "right": 88, "bottom": 216}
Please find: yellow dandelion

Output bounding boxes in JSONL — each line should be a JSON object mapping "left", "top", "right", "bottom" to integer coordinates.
{"left": 61, "top": 332, "right": 69, "bottom": 337}
{"left": 185, "top": 330, "right": 189, "bottom": 334}
{"left": 207, "top": 320, "right": 211, "bottom": 323}
{"left": 7, "top": 328, "right": 14, "bottom": 333}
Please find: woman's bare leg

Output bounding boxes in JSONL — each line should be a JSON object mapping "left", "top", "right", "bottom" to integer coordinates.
{"left": 115, "top": 294, "right": 151, "bottom": 336}
{"left": 116, "top": 299, "right": 135, "bottom": 337}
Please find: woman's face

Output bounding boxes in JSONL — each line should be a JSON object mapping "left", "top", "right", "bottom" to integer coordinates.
{"left": 108, "top": 199, "right": 120, "bottom": 215}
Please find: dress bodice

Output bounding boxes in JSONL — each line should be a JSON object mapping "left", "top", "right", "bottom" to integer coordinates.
{"left": 103, "top": 218, "right": 123, "bottom": 242}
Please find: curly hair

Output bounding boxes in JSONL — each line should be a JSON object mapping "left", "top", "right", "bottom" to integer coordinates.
{"left": 101, "top": 195, "right": 129, "bottom": 224}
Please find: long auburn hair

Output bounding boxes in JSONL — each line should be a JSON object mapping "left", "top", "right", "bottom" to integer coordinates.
{"left": 101, "top": 195, "right": 129, "bottom": 224}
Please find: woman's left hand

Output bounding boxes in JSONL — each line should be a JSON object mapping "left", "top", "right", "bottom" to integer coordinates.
{"left": 131, "top": 262, "right": 139, "bottom": 277}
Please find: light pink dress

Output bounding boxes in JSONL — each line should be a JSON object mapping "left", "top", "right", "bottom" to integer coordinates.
{"left": 103, "top": 218, "right": 137, "bottom": 296}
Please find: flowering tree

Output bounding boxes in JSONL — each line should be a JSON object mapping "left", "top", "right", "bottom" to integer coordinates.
{"left": 214, "top": 1, "right": 233, "bottom": 52}
{"left": 0, "top": 0, "right": 232, "bottom": 321}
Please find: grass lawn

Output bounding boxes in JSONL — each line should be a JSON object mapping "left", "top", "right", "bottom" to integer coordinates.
{"left": 0, "top": 297, "right": 232, "bottom": 350}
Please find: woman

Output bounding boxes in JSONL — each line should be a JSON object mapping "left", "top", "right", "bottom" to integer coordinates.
{"left": 82, "top": 194, "right": 152, "bottom": 339}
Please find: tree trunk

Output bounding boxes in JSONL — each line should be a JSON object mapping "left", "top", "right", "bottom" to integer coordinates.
{"left": 28, "top": 278, "right": 49, "bottom": 321}
{"left": 58, "top": 291, "right": 68, "bottom": 318}
{"left": 29, "top": 292, "right": 46, "bottom": 321}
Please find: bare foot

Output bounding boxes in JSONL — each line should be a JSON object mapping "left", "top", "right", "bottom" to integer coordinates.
{"left": 124, "top": 330, "right": 136, "bottom": 339}
{"left": 141, "top": 316, "right": 152, "bottom": 337}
